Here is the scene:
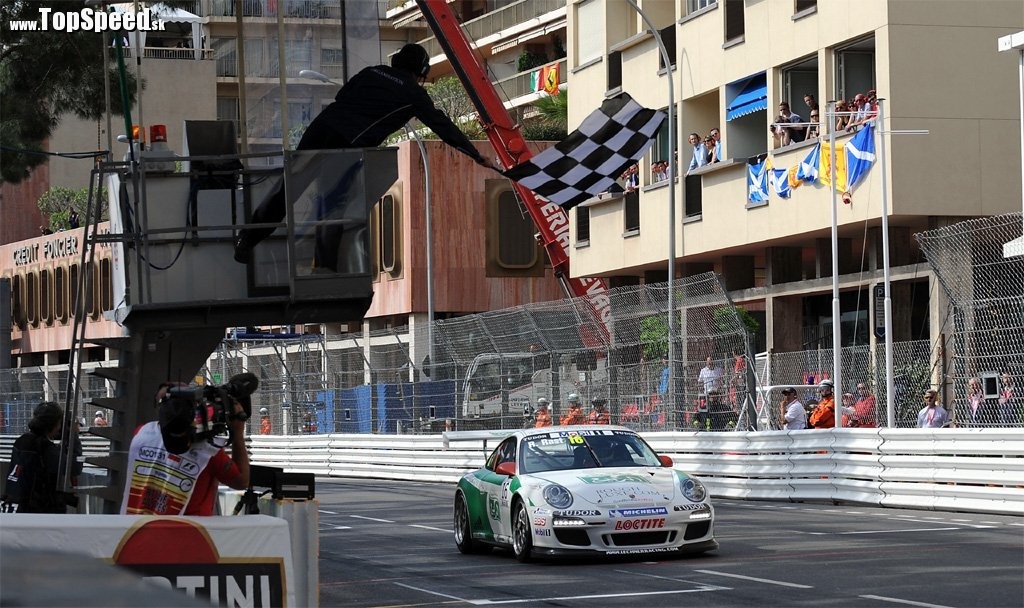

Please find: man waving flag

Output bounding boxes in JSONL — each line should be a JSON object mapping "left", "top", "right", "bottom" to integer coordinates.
{"left": 502, "top": 93, "right": 665, "bottom": 210}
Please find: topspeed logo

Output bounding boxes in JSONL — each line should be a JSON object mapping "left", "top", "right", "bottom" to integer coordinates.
{"left": 8, "top": 8, "right": 166, "bottom": 33}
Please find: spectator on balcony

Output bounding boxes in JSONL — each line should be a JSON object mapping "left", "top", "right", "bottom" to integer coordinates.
{"left": 703, "top": 136, "right": 717, "bottom": 164}
{"left": 687, "top": 133, "right": 708, "bottom": 174}
{"left": 846, "top": 93, "right": 869, "bottom": 132}
{"left": 803, "top": 93, "right": 818, "bottom": 115}
{"left": 621, "top": 163, "right": 639, "bottom": 192}
{"left": 651, "top": 160, "right": 667, "bottom": 183}
{"left": 806, "top": 108, "right": 821, "bottom": 140}
{"left": 770, "top": 101, "right": 805, "bottom": 147}
{"left": 709, "top": 127, "right": 722, "bottom": 161}
{"left": 833, "top": 100, "right": 850, "bottom": 131}
{"left": 917, "top": 389, "right": 949, "bottom": 428}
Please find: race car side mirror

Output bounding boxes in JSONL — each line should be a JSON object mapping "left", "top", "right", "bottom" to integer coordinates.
{"left": 658, "top": 454, "right": 674, "bottom": 467}
{"left": 495, "top": 461, "right": 516, "bottom": 477}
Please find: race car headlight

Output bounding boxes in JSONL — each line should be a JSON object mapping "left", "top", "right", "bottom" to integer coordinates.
{"left": 679, "top": 476, "right": 707, "bottom": 503}
{"left": 542, "top": 484, "right": 573, "bottom": 509}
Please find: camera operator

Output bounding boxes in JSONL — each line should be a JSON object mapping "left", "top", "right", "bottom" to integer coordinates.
{"left": 2, "top": 402, "right": 82, "bottom": 513}
{"left": 121, "top": 380, "right": 251, "bottom": 516}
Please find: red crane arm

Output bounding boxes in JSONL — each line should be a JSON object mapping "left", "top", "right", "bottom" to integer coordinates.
{"left": 413, "top": 0, "right": 611, "bottom": 342}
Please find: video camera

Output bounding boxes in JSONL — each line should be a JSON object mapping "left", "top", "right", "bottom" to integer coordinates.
{"left": 162, "top": 373, "right": 259, "bottom": 443}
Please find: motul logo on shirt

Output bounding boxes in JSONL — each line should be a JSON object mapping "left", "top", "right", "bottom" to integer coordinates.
{"left": 614, "top": 518, "right": 665, "bottom": 530}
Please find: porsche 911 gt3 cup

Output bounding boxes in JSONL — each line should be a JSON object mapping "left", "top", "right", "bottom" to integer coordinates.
{"left": 452, "top": 425, "right": 717, "bottom": 561}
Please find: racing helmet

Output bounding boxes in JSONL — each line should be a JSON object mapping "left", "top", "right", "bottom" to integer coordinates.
{"left": 567, "top": 393, "right": 581, "bottom": 405}
{"left": 536, "top": 397, "right": 549, "bottom": 408}
{"left": 95, "top": 411, "right": 104, "bottom": 418}
{"left": 259, "top": 407, "right": 270, "bottom": 416}
{"left": 819, "top": 379, "right": 835, "bottom": 392}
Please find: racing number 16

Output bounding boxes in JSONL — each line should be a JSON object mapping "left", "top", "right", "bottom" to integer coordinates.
{"left": 569, "top": 435, "right": 584, "bottom": 445}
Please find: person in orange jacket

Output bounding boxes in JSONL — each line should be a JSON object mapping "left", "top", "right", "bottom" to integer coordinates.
{"left": 809, "top": 380, "right": 836, "bottom": 429}
{"left": 588, "top": 398, "right": 610, "bottom": 425}
{"left": 258, "top": 408, "right": 272, "bottom": 435}
{"left": 533, "top": 398, "right": 552, "bottom": 428}
{"left": 560, "top": 394, "right": 586, "bottom": 425}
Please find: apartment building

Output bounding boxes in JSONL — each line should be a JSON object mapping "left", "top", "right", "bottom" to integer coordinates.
{"left": 566, "top": 0, "right": 1022, "bottom": 353}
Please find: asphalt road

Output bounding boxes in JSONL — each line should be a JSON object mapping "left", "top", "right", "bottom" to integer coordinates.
{"left": 315, "top": 479, "right": 1023, "bottom": 608}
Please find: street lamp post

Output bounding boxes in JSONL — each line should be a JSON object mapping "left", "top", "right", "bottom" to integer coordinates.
{"left": 625, "top": 0, "right": 677, "bottom": 421}
{"left": 827, "top": 101, "right": 843, "bottom": 428}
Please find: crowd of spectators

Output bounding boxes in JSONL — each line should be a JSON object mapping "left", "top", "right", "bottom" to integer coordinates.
{"left": 771, "top": 90, "right": 878, "bottom": 149}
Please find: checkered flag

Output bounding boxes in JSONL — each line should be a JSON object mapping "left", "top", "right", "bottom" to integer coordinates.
{"left": 503, "top": 93, "right": 665, "bottom": 210}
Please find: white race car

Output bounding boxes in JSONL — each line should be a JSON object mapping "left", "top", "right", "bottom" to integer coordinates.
{"left": 453, "top": 425, "right": 717, "bottom": 561}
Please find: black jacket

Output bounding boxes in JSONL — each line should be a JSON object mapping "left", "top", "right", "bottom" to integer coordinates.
{"left": 303, "top": 65, "right": 484, "bottom": 163}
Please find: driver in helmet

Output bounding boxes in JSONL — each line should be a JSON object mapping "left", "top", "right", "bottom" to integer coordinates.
{"left": 92, "top": 410, "right": 109, "bottom": 427}
{"left": 560, "top": 393, "right": 586, "bottom": 426}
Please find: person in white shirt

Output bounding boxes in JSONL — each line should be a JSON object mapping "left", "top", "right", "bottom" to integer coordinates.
{"left": 697, "top": 357, "right": 724, "bottom": 396}
{"left": 779, "top": 387, "right": 806, "bottom": 430}
{"left": 687, "top": 132, "right": 708, "bottom": 174}
{"left": 916, "top": 389, "right": 949, "bottom": 428}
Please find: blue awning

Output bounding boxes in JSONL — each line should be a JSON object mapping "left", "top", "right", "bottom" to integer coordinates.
{"left": 726, "top": 75, "right": 768, "bottom": 121}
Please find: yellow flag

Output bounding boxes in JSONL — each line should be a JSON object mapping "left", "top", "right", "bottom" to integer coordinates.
{"left": 819, "top": 141, "right": 848, "bottom": 192}
{"left": 543, "top": 64, "right": 560, "bottom": 96}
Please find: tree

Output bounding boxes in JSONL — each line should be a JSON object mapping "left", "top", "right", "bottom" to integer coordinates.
{"left": 0, "top": 1, "right": 189, "bottom": 183}
{"left": 421, "top": 76, "right": 484, "bottom": 140}
{"left": 36, "top": 186, "right": 108, "bottom": 231}
{"left": 521, "top": 92, "right": 568, "bottom": 141}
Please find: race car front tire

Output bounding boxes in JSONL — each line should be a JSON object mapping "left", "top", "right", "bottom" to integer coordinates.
{"left": 511, "top": 500, "right": 533, "bottom": 563}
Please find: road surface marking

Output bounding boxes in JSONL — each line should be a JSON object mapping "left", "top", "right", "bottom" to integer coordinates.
{"left": 393, "top": 582, "right": 468, "bottom": 602}
{"left": 351, "top": 515, "right": 395, "bottom": 523}
{"left": 693, "top": 569, "right": 812, "bottom": 589}
{"left": 614, "top": 570, "right": 730, "bottom": 589}
{"left": 860, "top": 594, "right": 953, "bottom": 608}
{"left": 469, "top": 587, "right": 723, "bottom": 605}
{"left": 319, "top": 509, "right": 338, "bottom": 514}
{"left": 807, "top": 527, "right": 963, "bottom": 535}
{"left": 408, "top": 524, "right": 453, "bottom": 533}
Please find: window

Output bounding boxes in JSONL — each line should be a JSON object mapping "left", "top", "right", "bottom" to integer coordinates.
{"left": 213, "top": 38, "right": 236, "bottom": 77}
{"left": 54, "top": 266, "right": 67, "bottom": 323}
{"left": 379, "top": 194, "right": 401, "bottom": 275}
{"left": 68, "top": 264, "right": 80, "bottom": 316}
{"left": 575, "top": 0, "right": 603, "bottom": 66}
{"left": 217, "top": 97, "right": 239, "bottom": 123}
{"left": 649, "top": 106, "right": 677, "bottom": 184}
{"left": 836, "top": 39, "right": 875, "bottom": 103}
{"left": 795, "top": 0, "right": 816, "bottom": 12}
{"left": 576, "top": 205, "right": 591, "bottom": 244}
{"left": 496, "top": 191, "right": 537, "bottom": 268}
{"left": 39, "top": 269, "right": 52, "bottom": 326}
{"left": 269, "top": 38, "right": 312, "bottom": 77}
{"left": 11, "top": 274, "right": 26, "bottom": 327}
{"left": 658, "top": 26, "right": 676, "bottom": 70}
{"left": 684, "top": 174, "right": 703, "bottom": 217}
{"left": 98, "top": 259, "right": 112, "bottom": 314}
{"left": 244, "top": 38, "right": 264, "bottom": 77}
{"left": 607, "top": 51, "right": 622, "bottom": 91}
{"left": 369, "top": 198, "right": 380, "bottom": 279}
{"left": 624, "top": 191, "right": 640, "bottom": 233}
{"left": 724, "top": 0, "right": 744, "bottom": 43}
{"left": 687, "top": 0, "right": 716, "bottom": 14}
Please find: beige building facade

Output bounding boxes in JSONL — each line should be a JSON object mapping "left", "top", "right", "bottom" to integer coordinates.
{"left": 567, "top": 0, "right": 1023, "bottom": 352}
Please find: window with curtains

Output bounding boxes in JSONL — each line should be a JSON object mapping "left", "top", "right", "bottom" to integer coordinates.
{"left": 687, "top": 0, "right": 716, "bottom": 14}
{"left": 575, "top": 0, "right": 603, "bottom": 66}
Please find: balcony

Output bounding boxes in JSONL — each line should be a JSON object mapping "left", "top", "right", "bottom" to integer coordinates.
{"left": 204, "top": 0, "right": 342, "bottom": 19}
{"left": 493, "top": 58, "right": 566, "bottom": 103}
{"left": 416, "top": 0, "right": 564, "bottom": 59}
{"left": 109, "top": 47, "right": 213, "bottom": 61}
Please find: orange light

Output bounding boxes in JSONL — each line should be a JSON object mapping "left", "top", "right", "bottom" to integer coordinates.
{"left": 131, "top": 124, "right": 146, "bottom": 143}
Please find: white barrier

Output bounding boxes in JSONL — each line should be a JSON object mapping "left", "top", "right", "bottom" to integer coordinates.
{"left": 5, "top": 430, "right": 1023, "bottom": 515}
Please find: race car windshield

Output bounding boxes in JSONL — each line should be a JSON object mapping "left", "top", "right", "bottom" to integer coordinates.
{"left": 519, "top": 430, "right": 662, "bottom": 474}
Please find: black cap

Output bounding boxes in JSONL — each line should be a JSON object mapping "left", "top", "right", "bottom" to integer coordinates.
{"left": 781, "top": 387, "right": 797, "bottom": 396}
{"left": 392, "top": 43, "right": 430, "bottom": 79}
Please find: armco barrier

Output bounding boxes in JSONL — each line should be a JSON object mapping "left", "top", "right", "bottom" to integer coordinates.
{"left": 4, "top": 430, "right": 1023, "bottom": 515}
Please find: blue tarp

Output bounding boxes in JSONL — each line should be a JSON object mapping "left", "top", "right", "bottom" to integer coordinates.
{"left": 726, "top": 74, "right": 768, "bottom": 121}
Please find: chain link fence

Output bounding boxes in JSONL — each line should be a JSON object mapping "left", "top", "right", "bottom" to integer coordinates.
{"left": 917, "top": 213, "right": 1024, "bottom": 427}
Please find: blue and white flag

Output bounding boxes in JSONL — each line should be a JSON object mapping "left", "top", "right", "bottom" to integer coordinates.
{"left": 770, "top": 167, "right": 791, "bottom": 199}
{"left": 795, "top": 142, "right": 820, "bottom": 183}
{"left": 845, "top": 123, "right": 876, "bottom": 188}
{"left": 748, "top": 158, "right": 769, "bottom": 204}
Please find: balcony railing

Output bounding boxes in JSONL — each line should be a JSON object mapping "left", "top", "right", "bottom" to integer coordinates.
{"left": 109, "top": 47, "right": 213, "bottom": 61}
{"left": 492, "top": 58, "right": 566, "bottom": 101}
{"left": 204, "top": 0, "right": 341, "bottom": 19}
{"left": 417, "top": 0, "right": 564, "bottom": 58}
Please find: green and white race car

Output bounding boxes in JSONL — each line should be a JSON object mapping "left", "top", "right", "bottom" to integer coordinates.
{"left": 453, "top": 425, "right": 717, "bottom": 562}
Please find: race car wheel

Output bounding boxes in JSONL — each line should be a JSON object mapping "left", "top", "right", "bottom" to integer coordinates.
{"left": 454, "top": 493, "right": 485, "bottom": 554}
{"left": 511, "top": 500, "right": 533, "bottom": 563}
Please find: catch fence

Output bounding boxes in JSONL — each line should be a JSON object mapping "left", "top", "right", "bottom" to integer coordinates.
{"left": 917, "top": 213, "right": 1023, "bottom": 428}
